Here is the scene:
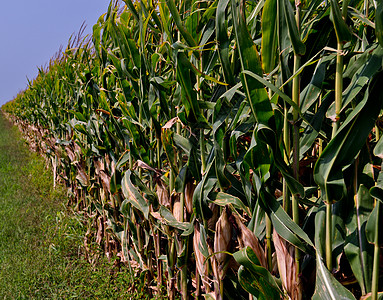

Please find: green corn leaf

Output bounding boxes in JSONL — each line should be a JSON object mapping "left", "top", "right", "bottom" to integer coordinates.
{"left": 376, "top": 1, "right": 383, "bottom": 47}
{"left": 161, "top": 129, "right": 179, "bottom": 175}
{"left": 230, "top": 0, "right": 306, "bottom": 199}
{"left": 176, "top": 51, "right": 209, "bottom": 127}
{"left": 282, "top": 0, "right": 306, "bottom": 55}
{"left": 260, "top": 189, "right": 314, "bottom": 253}
{"left": 314, "top": 72, "right": 383, "bottom": 204}
{"left": 314, "top": 202, "right": 326, "bottom": 258}
{"left": 116, "top": 149, "right": 130, "bottom": 171}
{"left": 198, "top": 223, "right": 210, "bottom": 258}
{"left": 165, "top": 0, "right": 198, "bottom": 49}
{"left": 193, "top": 159, "right": 216, "bottom": 221}
{"left": 300, "top": 55, "right": 333, "bottom": 114}
{"left": 158, "top": 206, "right": 194, "bottom": 235}
{"left": 185, "top": 0, "right": 199, "bottom": 44}
{"left": 213, "top": 97, "right": 232, "bottom": 189}
{"left": 121, "top": 170, "right": 150, "bottom": 219}
{"left": 344, "top": 185, "right": 374, "bottom": 295}
{"left": 370, "top": 164, "right": 383, "bottom": 204}
{"left": 366, "top": 200, "right": 383, "bottom": 245}
{"left": 243, "top": 135, "right": 272, "bottom": 185}
{"left": 69, "top": 110, "right": 87, "bottom": 122}
{"left": 373, "top": 136, "right": 383, "bottom": 160}
{"left": 210, "top": 192, "right": 251, "bottom": 216}
{"left": 312, "top": 252, "right": 357, "bottom": 300}
{"left": 231, "top": 0, "right": 274, "bottom": 130}
{"left": 233, "top": 246, "right": 282, "bottom": 298}
{"left": 123, "top": 0, "right": 140, "bottom": 21}
{"left": 261, "top": 0, "right": 278, "bottom": 73}
{"left": 216, "top": 0, "right": 235, "bottom": 85}
{"left": 158, "top": 0, "right": 173, "bottom": 43}
{"left": 299, "top": 92, "right": 332, "bottom": 160}
{"left": 329, "top": 0, "right": 351, "bottom": 43}
{"left": 341, "top": 47, "right": 383, "bottom": 114}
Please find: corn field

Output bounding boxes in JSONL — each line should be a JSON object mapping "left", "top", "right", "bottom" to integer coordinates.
{"left": 3, "top": 0, "right": 383, "bottom": 298}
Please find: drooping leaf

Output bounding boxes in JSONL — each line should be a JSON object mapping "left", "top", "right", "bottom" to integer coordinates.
{"left": 193, "top": 159, "right": 216, "bottom": 221}
{"left": 365, "top": 202, "right": 383, "bottom": 245}
{"left": 158, "top": 206, "right": 194, "bottom": 236}
{"left": 165, "top": 0, "right": 198, "bottom": 49}
{"left": 375, "top": 0, "right": 383, "bottom": 48}
{"left": 210, "top": 192, "right": 251, "bottom": 216}
{"left": 341, "top": 47, "right": 383, "bottom": 113}
{"left": 312, "top": 252, "right": 357, "bottom": 300}
{"left": 233, "top": 246, "right": 282, "bottom": 299}
{"left": 329, "top": 0, "right": 351, "bottom": 43}
{"left": 161, "top": 129, "right": 179, "bottom": 175}
{"left": 260, "top": 189, "right": 315, "bottom": 253}
{"left": 344, "top": 185, "right": 374, "bottom": 294}
{"left": 121, "top": 170, "right": 153, "bottom": 219}
{"left": 314, "top": 72, "right": 383, "bottom": 204}
{"left": 282, "top": 0, "right": 306, "bottom": 55}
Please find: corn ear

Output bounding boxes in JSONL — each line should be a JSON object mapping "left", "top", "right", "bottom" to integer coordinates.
{"left": 233, "top": 213, "right": 267, "bottom": 268}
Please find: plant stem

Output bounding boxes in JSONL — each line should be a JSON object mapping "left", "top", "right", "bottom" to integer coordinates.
{"left": 197, "top": 56, "right": 206, "bottom": 174}
{"left": 327, "top": 39, "right": 344, "bottom": 271}
{"left": 332, "top": 42, "right": 344, "bottom": 136}
{"left": 139, "top": 103, "right": 143, "bottom": 179}
{"left": 179, "top": 135, "right": 188, "bottom": 299}
{"left": 283, "top": 105, "right": 291, "bottom": 214}
{"left": 326, "top": 201, "right": 333, "bottom": 271}
{"left": 157, "top": 108, "right": 162, "bottom": 170}
{"left": 372, "top": 200, "right": 380, "bottom": 300}
{"left": 181, "top": 237, "right": 189, "bottom": 300}
{"left": 266, "top": 215, "right": 273, "bottom": 271}
{"left": 292, "top": 1, "right": 301, "bottom": 276}
{"left": 168, "top": 240, "right": 176, "bottom": 300}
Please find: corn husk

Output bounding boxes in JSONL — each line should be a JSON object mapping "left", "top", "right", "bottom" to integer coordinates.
{"left": 273, "top": 230, "right": 302, "bottom": 300}
{"left": 156, "top": 178, "right": 170, "bottom": 208}
{"left": 184, "top": 180, "right": 195, "bottom": 214}
{"left": 193, "top": 223, "right": 211, "bottom": 292}
{"left": 65, "top": 145, "right": 75, "bottom": 162}
{"left": 233, "top": 213, "right": 267, "bottom": 268}
{"left": 213, "top": 207, "right": 232, "bottom": 281}
{"left": 171, "top": 193, "right": 184, "bottom": 222}
{"left": 193, "top": 223, "right": 205, "bottom": 276}
{"left": 208, "top": 203, "right": 220, "bottom": 230}
{"left": 99, "top": 170, "right": 111, "bottom": 193}
{"left": 76, "top": 163, "right": 90, "bottom": 186}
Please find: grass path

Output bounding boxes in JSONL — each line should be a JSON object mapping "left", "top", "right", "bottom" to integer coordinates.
{"left": 0, "top": 115, "right": 146, "bottom": 299}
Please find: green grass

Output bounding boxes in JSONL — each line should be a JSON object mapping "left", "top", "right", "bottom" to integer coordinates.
{"left": 0, "top": 115, "right": 157, "bottom": 299}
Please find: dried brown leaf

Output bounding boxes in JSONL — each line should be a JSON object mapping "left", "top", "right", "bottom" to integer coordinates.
{"left": 136, "top": 159, "right": 162, "bottom": 175}
{"left": 162, "top": 117, "right": 179, "bottom": 129}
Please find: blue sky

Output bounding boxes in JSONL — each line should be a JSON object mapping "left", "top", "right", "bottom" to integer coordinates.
{"left": 0, "top": 0, "right": 110, "bottom": 106}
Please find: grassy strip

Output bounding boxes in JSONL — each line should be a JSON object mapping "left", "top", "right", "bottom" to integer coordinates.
{"left": 0, "top": 114, "right": 153, "bottom": 299}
